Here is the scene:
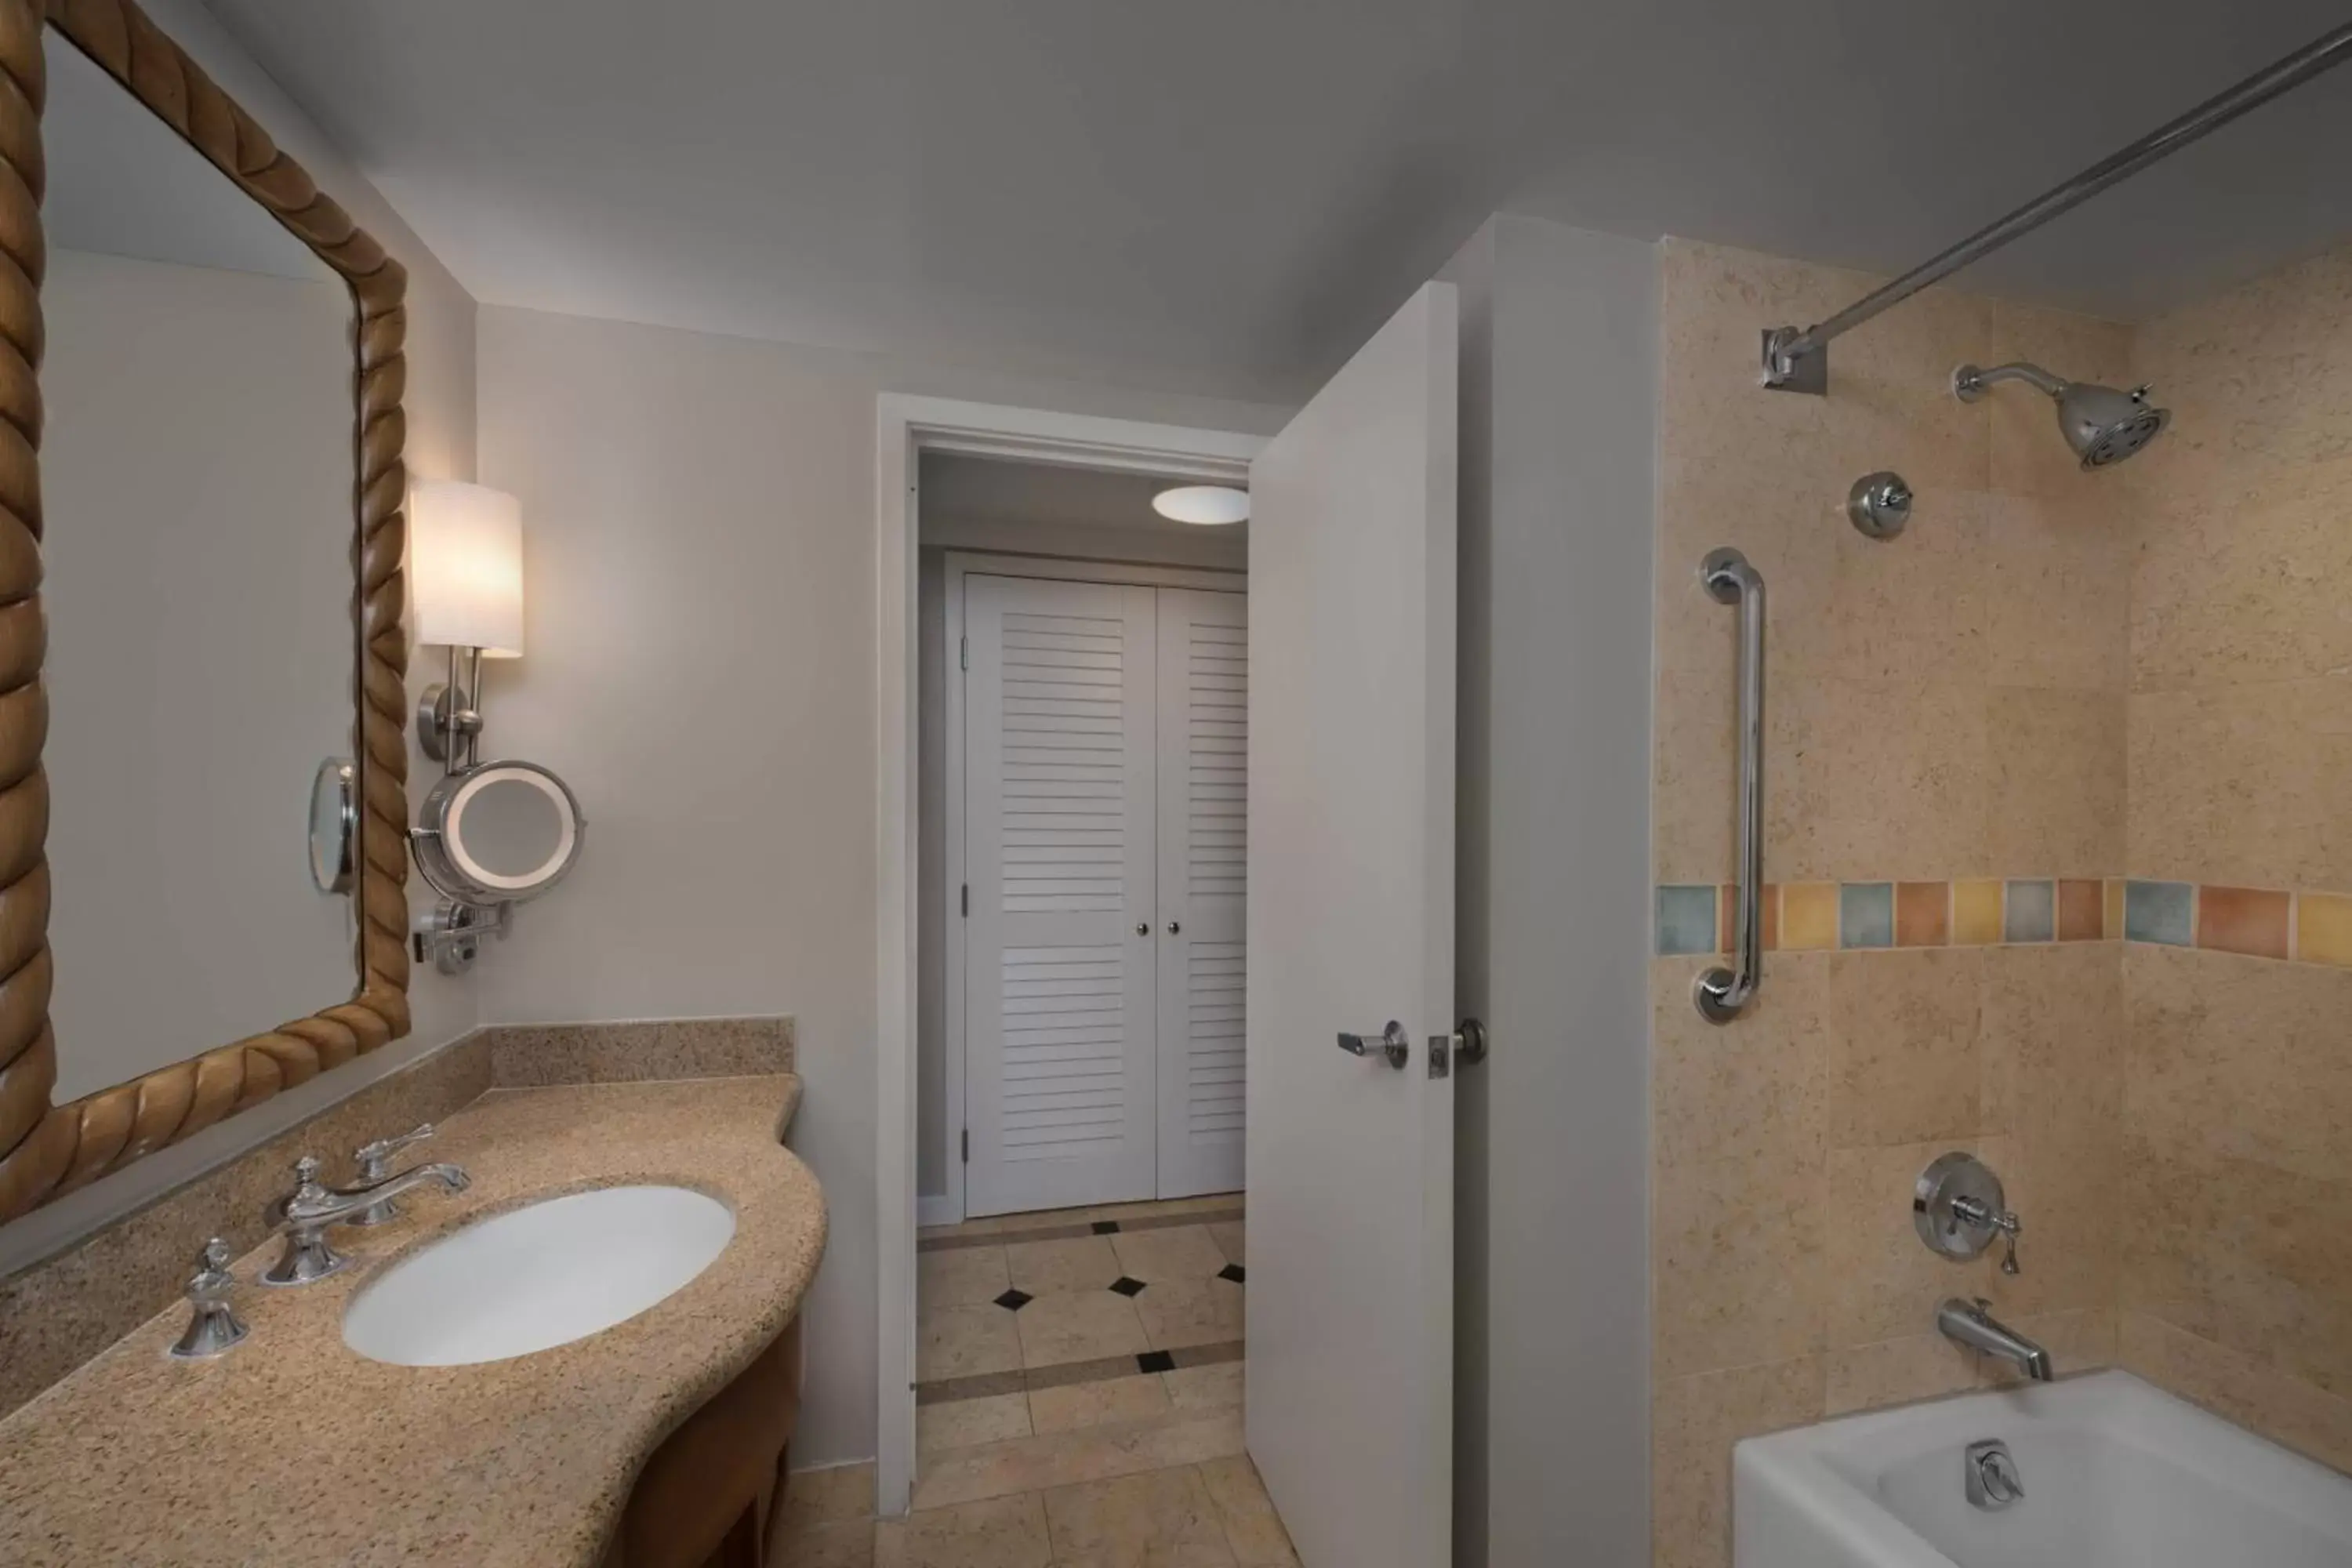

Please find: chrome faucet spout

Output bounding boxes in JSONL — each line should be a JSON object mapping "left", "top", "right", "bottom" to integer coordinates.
{"left": 1937, "top": 1297, "right": 2053, "bottom": 1381}
{"left": 260, "top": 1155, "right": 470, "bottom": 1287}
{"left": 301, "top": 1160, "right": 470, "bottom": 1221}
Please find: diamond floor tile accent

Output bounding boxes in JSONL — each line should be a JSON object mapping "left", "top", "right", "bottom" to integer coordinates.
{"left": 1135, "top": 1349, "right": 1177, "bottom": 1374}
{"left": 1091, "top": 1219, "right": 1122, "bottom": 1235}
{"left": 1218, "top": 1263, "right": 1245, "bottom": 1285}
{"left": 993, "top": 1288, "right": 1033, "bottom": 1312}
{"left": 1109, "top": 1276, "right": 1147, "bottom": 1298}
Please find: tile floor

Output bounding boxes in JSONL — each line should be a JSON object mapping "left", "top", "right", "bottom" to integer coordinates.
{"left": 772, "top": 1195, "right": 1294, "bottom": 1566}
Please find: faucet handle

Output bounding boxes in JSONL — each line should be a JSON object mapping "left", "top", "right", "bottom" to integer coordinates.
{"left": 187, "top": 1237, "right": 235, "bottom": 1301}
{"left": 354, "top": 1123, "right": 435, "bottom": 1182}
{"left": 169, "top": 1237, "right": 249, "bottom": 1359}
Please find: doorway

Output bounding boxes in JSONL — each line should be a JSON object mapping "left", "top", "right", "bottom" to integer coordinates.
{"left": 903, "top": 455, "right": 1269, "bottom": 1524}
{"left": 876, "top": 405, "right": 1265, "bottom": 1518}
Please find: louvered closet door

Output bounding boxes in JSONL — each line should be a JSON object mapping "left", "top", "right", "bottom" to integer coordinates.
{"left": 964, "top": 575, "right": 1160, "bottom": 1216}
{"left": 1153, "top": 588, "right": 1248, "bottom": 1198}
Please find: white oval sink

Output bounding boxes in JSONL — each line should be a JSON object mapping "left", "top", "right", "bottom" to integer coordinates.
{"left": 343, "top": 1185, "right": 735, "bottom": 1367}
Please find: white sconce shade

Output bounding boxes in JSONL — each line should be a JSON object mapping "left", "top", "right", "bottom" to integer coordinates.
{"left": 411, "top": 481, "right": 524, "bottom": 656}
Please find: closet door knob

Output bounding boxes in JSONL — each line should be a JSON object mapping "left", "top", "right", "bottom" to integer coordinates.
{"left": 1167, "top": 920, "right": 1181, "bottom": 935}
{"left": 1135, "top": 922, "right": 1149, "bottom": 936}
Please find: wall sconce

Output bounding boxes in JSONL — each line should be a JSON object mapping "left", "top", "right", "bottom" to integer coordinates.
{"left": 410, "top": 480, "right": 524, "bottom": 773}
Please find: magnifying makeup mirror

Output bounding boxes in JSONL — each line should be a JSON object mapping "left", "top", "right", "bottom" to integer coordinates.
{"left": 412, "top": 760, "right": 584, "bottom": 969}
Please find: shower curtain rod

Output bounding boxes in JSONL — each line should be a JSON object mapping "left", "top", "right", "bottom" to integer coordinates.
{"left": 1760, "top": 20, "right": 2352, "bottom": 394}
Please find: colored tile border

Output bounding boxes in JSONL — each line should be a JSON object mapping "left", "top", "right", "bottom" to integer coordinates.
{"left": 1652, "top": 875, "right": 2352, "bottom": 968}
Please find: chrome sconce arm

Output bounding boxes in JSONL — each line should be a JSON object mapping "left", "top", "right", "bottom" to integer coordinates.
{"left": 1694, "top": 548, "right": 1764, "bottom": 1023}
{"left": 418, "top": 643, "right": 489, "bottom": 775}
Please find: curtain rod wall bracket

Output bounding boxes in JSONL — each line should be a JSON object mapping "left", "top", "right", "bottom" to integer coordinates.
{"left": 1761, "top": 327, "right": 1827, "bottom": 394}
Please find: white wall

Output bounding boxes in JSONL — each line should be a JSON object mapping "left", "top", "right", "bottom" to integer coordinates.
{"left": 1446, "top": 214, "right": 1657, "bottom": 1564}
{"left": 474, "top": 303, "right": 1286, "bottom": 1463}
{"left": 42, "top": 250, "right": 358, "bottom": 1102}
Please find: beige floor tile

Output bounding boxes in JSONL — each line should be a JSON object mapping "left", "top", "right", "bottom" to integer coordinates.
{"left": 770, "top": 1516, "right": 874, "bottom": 1568}
{"left": 874, "top": 1493, "right": 1052, "bottom": 1568}
{"left": 919, "top": 1302, "right": 1023, "bottom": 1381}
{"left": 920, "top": 1392, "right": 1033, "bottom": 1453}
{"left": 1004, "top": 1235, "right": 1124, "bottom": 1295}
{"left": 1112, "top": 1225, "right": 1229, "bottom": 1283}
{"left": 1043, "top": 1466, "right": 1237, "bottom": 1567}
{"left": 1134, "top": 1276, "right": 1246, "bottom": 1351}
{"left": 1029, "top": 1374, "right": 1174, "bottom": 1435}
{"left": 1016, "top": 1290, "right": 1149, "bottom": 1366}
{"left": 778, "top": 1461, "right": 877, "bottom": 1536}
{"left": 920, "top": 1245, "right": 1012, "bottom": 1310}
{"left": 1206, "top": 1221, "right": 1244, "bottom": 1265}
{"left": 1197, "top": 1454, "right": 1298, "bottom": 1566}
{"left": 911, "top": 1413, "right": 1247, "bottom": 1511}
{"left": 1163, "top": 1361, "right": 1244, "bottom": 1411}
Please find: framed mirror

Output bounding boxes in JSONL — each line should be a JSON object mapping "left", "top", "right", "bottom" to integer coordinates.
{"left": 0, "top": 0, "right": 413, "bottom": 1221}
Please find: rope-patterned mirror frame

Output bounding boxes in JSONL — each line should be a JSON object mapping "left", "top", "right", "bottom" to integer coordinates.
{"left": 0, "top": 0, "right": 412, "bottom": 1221}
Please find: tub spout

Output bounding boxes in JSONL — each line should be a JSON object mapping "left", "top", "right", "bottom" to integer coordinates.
{"left": 1937, "top": 1298, "right": 2053, "bottom": 1381}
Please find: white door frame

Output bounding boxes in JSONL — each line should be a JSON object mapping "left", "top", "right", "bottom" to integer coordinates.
{"left": 874, "top": 397, "right": 1264, "bottom": 1515}
{"left": 939, "top": 552, "right": 1245, "bottom": 1229}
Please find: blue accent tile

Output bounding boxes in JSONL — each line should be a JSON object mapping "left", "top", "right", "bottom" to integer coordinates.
{"left": 2125, "top": 880, "right": 2196, "bottom": 946}
{"left": 1655, "top": 884, "right": 1719, "bottom": 956}
{"left": 1839, "top": 883, "right": 1893, "bottom": 949}
{"left": 2004, "top": 880, "right": 2055, "bottom": 944}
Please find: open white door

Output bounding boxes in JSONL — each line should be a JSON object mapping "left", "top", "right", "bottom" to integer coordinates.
{"left": 1245, "top": 282, "right": 1457, "bottom": 1567}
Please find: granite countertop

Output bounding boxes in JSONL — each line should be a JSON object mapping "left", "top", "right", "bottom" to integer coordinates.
{"left": 0, "top": 1074, "right": 825, "bottom": 1567}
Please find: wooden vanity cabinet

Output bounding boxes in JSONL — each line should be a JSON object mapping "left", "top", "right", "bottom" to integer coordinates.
{"left": 617, "top": 1315, "right": 803, "bottom": 1568}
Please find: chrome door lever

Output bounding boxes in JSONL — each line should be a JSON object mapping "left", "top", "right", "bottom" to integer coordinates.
{"left": 1337, "top": 1021, "right": 1410, "bottom": 1069}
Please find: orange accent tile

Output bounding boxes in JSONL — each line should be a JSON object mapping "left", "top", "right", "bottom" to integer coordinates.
{"left": 1719, "top": 884, "right": 1784, "bottom": 952}
{"left": 1894, "top": 882, "right": 1948, "bottom": 947}
{"left": 1952, "top": 880, "right": 2003, "bottom": 946}
{"left": 2103, "top": 878, "right": 2125, "bottom": 940}
{"left": 2196, "top": 885, "right": 2289, "bottom": 960}
{"left": 2056, "top": 880, "right": 2103, "bottom": 942}
{"left": 1780, "top": 883, "right": 1838, "bottom": 951}
{"left": 2295, "top": 891, "right": 2352, "bottom": 967}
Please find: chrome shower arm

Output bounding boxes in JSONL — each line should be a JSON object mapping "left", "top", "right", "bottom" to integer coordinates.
{"left": 1956, "top": 362, "right": 2067, "bottom": 401}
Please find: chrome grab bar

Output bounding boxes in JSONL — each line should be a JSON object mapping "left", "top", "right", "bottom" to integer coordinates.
{"left": 1694, "top": 548, "right": 1763, "bottom": 1022}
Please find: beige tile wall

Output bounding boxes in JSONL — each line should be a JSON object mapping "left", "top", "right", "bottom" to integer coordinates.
{"left": 2118, "top": 241, "right": 2352, "bottom": 1473}
{"left": 1650, "top": 240, "right": 2132, "bottom": 1567}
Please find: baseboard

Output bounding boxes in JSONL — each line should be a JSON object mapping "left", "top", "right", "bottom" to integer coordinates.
{"left": 917, "top": 1194, "right": 963, "bottom": 1229}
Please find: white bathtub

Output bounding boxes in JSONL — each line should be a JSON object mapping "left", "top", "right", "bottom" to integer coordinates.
{"left": 1734, "top": 1370, "right": 2352, "bottom": 1566}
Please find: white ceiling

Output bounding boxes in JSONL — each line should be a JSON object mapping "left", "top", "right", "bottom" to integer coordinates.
{"left": 201, "top": 0, "right": 2352, "bottom": 401}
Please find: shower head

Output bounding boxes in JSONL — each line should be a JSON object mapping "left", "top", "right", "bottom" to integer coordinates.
{"left": 1952, "top": 361, "right": 2170, "bottom": 470}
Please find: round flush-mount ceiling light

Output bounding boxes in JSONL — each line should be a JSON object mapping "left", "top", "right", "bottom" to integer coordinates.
{"left": 1151, "top": 485, "right": 1250, "bottom": 525}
